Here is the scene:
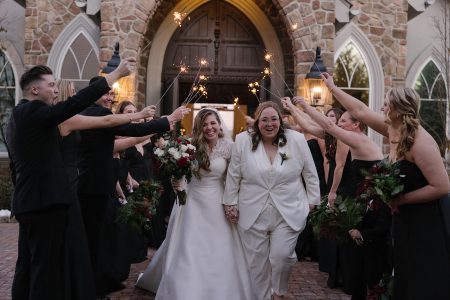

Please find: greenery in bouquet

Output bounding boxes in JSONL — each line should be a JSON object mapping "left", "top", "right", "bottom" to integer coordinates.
{"left": 153, "top": 135, "right": 197, "bottom": 205}
{"left": 310, "top": 196, "right": 366, "bottom": 242}
{"left": 358, "top": 160, "right": 404, "bottom": 205}
{"left": 310, "top": 197, "right": 340, "bottom": 239}
{"left": 117, "top": 180, "right": 164, "bottom": 233}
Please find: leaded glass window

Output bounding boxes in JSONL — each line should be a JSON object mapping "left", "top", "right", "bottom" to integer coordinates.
{"left": 334, "top": 42, "right": 369, "bottom": 105}
{"left": 0, "top": 50, "right": 15, "bottom": 152}
{"left": 414, "top": 60, "right": 448, "bottom": 155}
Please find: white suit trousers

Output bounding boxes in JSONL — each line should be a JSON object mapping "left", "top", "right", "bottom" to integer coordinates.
{"left": 238, "top": 201, "right": 301, "bottom": 300}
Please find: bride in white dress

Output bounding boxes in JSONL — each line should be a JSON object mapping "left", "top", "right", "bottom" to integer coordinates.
{"left": 136, "top": 108, "right": 255, "bottom": 300}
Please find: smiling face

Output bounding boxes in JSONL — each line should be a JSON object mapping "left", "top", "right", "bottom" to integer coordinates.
{"left": 95, "top": 90, "right": 115, "bottom": 109}
{"left": 258, "top": 107, "right": 280, "bottom": 141}
{"left": 33, "top": 74, "right": 58, "bottom": 105}
{"left": 202, "top": 113, "right": 221, "bottom": 144}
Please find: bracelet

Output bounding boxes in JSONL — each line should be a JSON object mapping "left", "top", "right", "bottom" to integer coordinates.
{"left": 328, "top": 86, "right": 336, "bottom": 94}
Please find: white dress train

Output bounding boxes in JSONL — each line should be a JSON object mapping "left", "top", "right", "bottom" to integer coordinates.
{"left": 136, "top": 139, "right": 255, "bottom": 300}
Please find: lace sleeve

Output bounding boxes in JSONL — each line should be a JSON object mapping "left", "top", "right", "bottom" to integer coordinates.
{"left": 210, "top": 138, "right": 233, "bottom": 161}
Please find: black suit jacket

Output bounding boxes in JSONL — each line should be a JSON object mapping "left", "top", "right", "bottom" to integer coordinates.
{"left": 77, "top": 105, "right": 170, "bottom": 196}
{"left": 5, "top": 78, "right": 111, "bottom": 216}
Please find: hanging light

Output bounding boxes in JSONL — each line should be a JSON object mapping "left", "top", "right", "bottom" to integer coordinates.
{"left": 305, "top": 47, "right": 329, "bottom": 107}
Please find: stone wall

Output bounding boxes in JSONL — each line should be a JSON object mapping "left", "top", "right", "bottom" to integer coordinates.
{"left": 98, "top": 0, "right": 334, "bottom": 105}
{"left": 24, "top": 0, "right": 81, "bottom": 67}
{"left": 350, "top": 0, "right": 408, "bottom": 88}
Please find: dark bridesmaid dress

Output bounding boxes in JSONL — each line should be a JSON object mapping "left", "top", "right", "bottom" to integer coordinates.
{"left": 393, "top": 160, "right": 450, "bottom": 300}
{"left": 60, "top": 131, "right": 96, "bottom": 300}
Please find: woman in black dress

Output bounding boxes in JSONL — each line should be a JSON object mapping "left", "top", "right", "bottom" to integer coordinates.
{"left": 285, "top": 96, "right": 391, "bottom": 299}
{"left": 55, "top": 79, "right": 154, "bottom": 298}
{"left": 322, "top": 73, "right": 450, "bottom": 300}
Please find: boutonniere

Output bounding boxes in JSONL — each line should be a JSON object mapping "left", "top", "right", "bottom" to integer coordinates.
{"left": 280, "top": 152, "right": 289, "bottom": 165}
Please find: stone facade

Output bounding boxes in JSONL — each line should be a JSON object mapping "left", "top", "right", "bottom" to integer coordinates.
{"left": 350, "top": 0, "right": 408, "bottom": 89}
{"left": 24, "top": 0, "right": 82, "bottom": 67}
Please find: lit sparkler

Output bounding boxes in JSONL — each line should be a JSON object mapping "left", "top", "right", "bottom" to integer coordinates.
{"left": 155, "top": 64, "right": 188, "bottom": 107}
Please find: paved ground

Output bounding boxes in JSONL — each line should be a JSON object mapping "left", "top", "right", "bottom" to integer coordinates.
{"left": 0, "top": 223, "right": 350, "bottom": 300}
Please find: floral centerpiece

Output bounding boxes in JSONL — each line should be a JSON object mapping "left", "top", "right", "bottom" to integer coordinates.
{"left": 116, "top": 180, "right": 164, "bottom": 233}
{"left": 153, "top": 135, "right": 197, "bottom": 205}
{"left": 358, "top": 160, "right": 404, "bottom": 205}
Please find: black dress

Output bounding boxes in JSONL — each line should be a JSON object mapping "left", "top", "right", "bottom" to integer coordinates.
{"left": 393, "top": 160, "right": 450, "bottom": 300}
{"left": 319, "top": 152, "right": 352, "bottom": 279}
{"left": 60, "top": 131, "right": 96, "bottom": 300}
{"left": 296, "top": 139, "right": 326, "bottom": 261}
{"left": 339, "top": 160, "right": 392, "bottom": 299}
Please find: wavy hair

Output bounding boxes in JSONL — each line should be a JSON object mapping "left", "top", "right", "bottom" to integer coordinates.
{"left": 55, "top": 79, "right": 75, "bottom": 103}
{"left": 250, "top": 101, "right": 286, "bottom": 151}
{"left": 324, "top": 108, "right": 343, "bottom": 161}
{"left": 386, "top": 87, "right": 420, "bottom": 158}
{"left": 191, "top": 109, "right": 224, "bottom": 172}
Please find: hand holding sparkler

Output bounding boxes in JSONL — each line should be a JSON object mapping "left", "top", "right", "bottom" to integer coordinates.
{"left": 166, "top": 106, "right": 191, "bottom": 130}
{"left": 320, "top": 72, "right": 337, "bottom": 93}
{"left": 105, "top": 57, "right": 136, "bottom": 87}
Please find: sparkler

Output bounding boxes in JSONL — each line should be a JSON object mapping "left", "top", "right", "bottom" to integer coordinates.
{"left": 155, "top": 64, "right": 188, "bottom": 107}
{"left": 248, "top": 82, "right": 262, "bottom": 103}
{"left": 264, "top": 51, "right": 293, "bottom": 97}
{"left": 233, "top": 97, "right": 247, "bottom": 118}
{"left": 183, "top": 59, "right": 209, "bottom": 105}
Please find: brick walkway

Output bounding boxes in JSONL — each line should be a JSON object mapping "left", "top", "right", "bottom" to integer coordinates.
{"left": 0, "top": 223, "right": 350, "bottom": 300}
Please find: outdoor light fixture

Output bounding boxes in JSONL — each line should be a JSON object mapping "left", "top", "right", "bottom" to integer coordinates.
{"left": 101, "top": 42, "right": 135, "bottom": 104}
{"left": 305, "top": 47, "right": 328, "bottom": 107}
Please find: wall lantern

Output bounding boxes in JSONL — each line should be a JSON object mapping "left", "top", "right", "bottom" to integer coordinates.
{"left": 100, "top": 42, "right": 135, "bottom": 104}
{"left": 305, "top": 47, "right": 329, "bottom": 107}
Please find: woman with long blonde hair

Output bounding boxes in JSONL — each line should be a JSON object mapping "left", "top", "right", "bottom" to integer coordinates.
{"left": 321, "top": 72, "right": 450, "bottom": 299}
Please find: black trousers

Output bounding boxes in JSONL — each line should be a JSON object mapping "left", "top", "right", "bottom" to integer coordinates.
{"left": 12, "top": 205, "right": 68, "bottom": 300}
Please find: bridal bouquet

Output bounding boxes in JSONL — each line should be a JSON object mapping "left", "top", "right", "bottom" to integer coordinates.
{"left": 117, "top": 180, "right": 164, "bottom": 233}
{"left": 358, "top": 160, "right": 404, "bottom": 205}
{"left": 154, "top": 135, "right": 197, "bottom": 205}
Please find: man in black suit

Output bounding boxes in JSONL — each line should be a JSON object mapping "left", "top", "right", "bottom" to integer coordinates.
{"left": 5, "top": 58, "right": 136, "bottom": 300}
{"left": 76, "top": 77, "right": 189, "bottom": 297}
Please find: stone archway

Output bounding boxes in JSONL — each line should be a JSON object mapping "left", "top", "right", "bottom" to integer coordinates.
{"left": 98, "top": 0, "right": 335, "bottom": 106}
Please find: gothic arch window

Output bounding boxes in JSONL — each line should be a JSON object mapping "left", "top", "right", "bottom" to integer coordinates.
{"left": 414, "top": 59, "right": 448, "bottom": 154}
{"left": 0, "top": 50, "right": 15, "bottom": 152}
{"left": 60, "top": 33, "right": 99, "bottom": 90}
{"left": 48, "top": 14, "right": 99, "bottom": 90}
{"left": 334, "top": 42, "right": 370, "bottom": 105}
{"left": 334, "top": 23, "right": 384, "bottom": 147}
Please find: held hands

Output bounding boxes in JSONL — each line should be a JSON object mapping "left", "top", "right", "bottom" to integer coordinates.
{"left": 224, "top": 205, "right": 239, "bottom": 224}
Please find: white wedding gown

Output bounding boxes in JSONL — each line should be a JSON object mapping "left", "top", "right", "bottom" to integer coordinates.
{"left": 136, "top": 139, "right": 255, "bottom": 300}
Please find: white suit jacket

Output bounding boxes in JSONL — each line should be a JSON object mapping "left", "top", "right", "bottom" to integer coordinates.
{"left": 223, "top": 129, "right": 320, "bottom": 231}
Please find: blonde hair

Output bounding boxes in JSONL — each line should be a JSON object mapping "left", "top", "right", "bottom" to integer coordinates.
{"left": 386, "top": 87, "right": 420, "bottom": 158}
{"left": 55, "top": 79, "right": 74, "bottom": 103}
{"left": 191, "top": 109, "right": 224, "bottom": 172}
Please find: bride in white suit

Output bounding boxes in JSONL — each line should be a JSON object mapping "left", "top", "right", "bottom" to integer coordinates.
{"left": 223, "top": 101, "right": 320, "bottom": 300}
{"left": 136, "top": 108, "right": 255, "bottom": 300}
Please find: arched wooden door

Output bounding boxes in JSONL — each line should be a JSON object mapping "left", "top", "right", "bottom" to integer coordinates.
{"left": 162, "top": 0, "right": 269, "bottom": 135}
